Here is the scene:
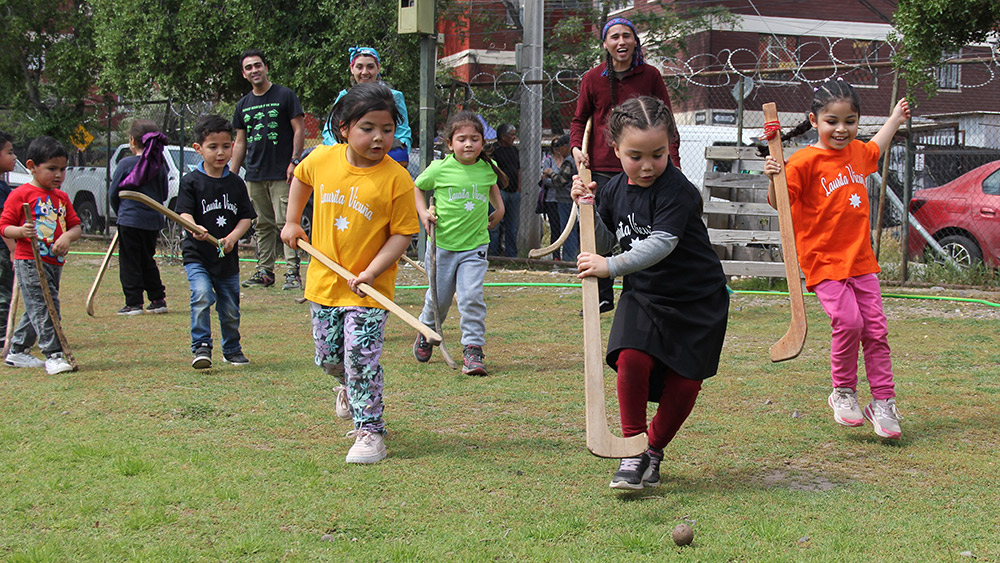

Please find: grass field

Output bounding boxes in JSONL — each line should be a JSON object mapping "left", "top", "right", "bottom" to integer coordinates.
{"left": 2, "top": 240, "right": 1000, "bottom": 561}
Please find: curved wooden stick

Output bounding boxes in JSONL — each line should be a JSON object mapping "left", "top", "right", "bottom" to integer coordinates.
{"left": 22, "top": 203, "right": 77, "bottom": 370}
{"left": 528, "top": 117, "right": 591, "bottom": 259}
{"left": 86, "top": 230, "right": 119, "bottom": 317}
{"left": 296, "top": 239, "right": 442, "bottom": 345}
{"left": 1, "top": 271, "right": 19, "bottom": 358}
{"left": 579, "top": 197, "right": 647, "bottom": 458}
{"left": 426, "top": 205, "right": 457, "bottom": 369}
{"left": 762, "top": 103, "right": 808, "bottom": 362}
{"left": 118, "top": 190, "right": 221, "bottom": 249}
{"left": 401, "top": 254, "right": 426, "bottom": 275}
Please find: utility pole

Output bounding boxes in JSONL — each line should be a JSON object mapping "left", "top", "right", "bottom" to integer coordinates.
{"left": 519, "top": 0, "right": 544, "bottom": 253}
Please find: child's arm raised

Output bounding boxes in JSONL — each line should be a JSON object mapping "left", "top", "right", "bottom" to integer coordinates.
{"left": 281, "top": 177, "right": 313, "bottom": 248}
{"left": 870, "top": 98, "right": 911, "bottom": 156}
{"left": 487, "top": 184, "right": 504, "bottom": 229}
{"left": 347, "top": 234, "right": 412, "bottom": 297}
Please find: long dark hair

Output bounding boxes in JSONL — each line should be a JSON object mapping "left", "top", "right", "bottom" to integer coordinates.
{"left": 326, "top": 82, "right": 401, "bottom": 144}
{"left": 443, "top": 110, "right": 508, "bottom": 189}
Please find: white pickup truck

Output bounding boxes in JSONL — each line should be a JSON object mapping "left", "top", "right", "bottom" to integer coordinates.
{"left": 62, "top": 144, "right": 200, "bottom": 234}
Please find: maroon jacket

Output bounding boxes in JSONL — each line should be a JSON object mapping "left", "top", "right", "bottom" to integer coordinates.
{"left": 570, "top": 64, "right": 681, "bottom": 174}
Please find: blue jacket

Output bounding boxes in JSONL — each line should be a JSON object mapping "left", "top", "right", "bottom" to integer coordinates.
{"left": 110, "top": 155, "right": 168, "bottom": 230}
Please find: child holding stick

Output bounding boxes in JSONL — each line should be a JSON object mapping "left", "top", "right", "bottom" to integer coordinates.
{"left": 280, "top": 82, "right": 419, "bottom": 464}
{"left": 412, "top": 111, "right": 506, "bottom": 375}
{"left": 175, "top": 115, "right": 256, "bottom": 369}
{"left": 0, "top": 136, "right": 81, "bottom": 375}
{"left": 110, "top": 120, "right": 169, "bottom": 315}
{"left": 0, "top": 131, "right": 18, "bottom": 349}
{"left": 764, "top": 80, "right": 910, "bottom": 439}
{"left": 572, "top": 96, "right": 728, "bottom": 490}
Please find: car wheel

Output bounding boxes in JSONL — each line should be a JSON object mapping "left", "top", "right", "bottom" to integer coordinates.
{"left": 300, "top": 201, "right": 313, "bottom": 240}
{"left": 75, "top": 200, "right": 101, "bottom": 234}
{"left": 937, "top": 234, "right": 982, "bottom": 267}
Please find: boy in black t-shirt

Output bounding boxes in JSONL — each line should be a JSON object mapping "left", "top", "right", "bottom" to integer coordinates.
{"left": 175, "top": 115, "right": 256, "bottom": 369}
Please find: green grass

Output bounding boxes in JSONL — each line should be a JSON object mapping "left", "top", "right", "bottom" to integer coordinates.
{"left": 2, "top": 240, "right": 1000, "bottom": 561}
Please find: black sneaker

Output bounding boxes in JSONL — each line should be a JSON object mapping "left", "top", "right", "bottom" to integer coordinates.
{"left": 282, "top": 272, "right": 302, "bottom": 290}
{"left": 242, "top": 270, "right": 275, "bottom": 288}
{"left": 146, "top": 299, "right": 168, "bottom": 314}
{"left": 117, "top": 305, "right": 144, "bottom": 316}
{"left": 413, "top": 333, "right": 433, "bottom": 363}
{"left": 610, "top": 454, "right": 649, "bottom": 490}
{"left": 642, "top": 450, "right": 662, "bottom": 487}
{"left": 224, "top": 351, "right": 250, "bottom": 366}
{"left": 462, "top": 345, "right": 487, "bottom": 376}
{"left": 599, "top": 300, "right": 614, "bottom": 313}
{"left": 192, "top": 344, "right": 212, "bottom": 369}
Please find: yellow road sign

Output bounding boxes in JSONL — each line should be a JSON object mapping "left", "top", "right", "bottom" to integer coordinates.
{"left": 70, "top": 124, "right": 94, "bottom": 151}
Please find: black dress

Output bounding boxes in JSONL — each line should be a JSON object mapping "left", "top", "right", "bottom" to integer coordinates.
{"left": 596, "top": 164, "right": 728, "bottom": 394}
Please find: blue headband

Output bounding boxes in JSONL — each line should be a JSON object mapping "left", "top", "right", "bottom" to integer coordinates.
{"left": 601, "top": 18, "right": 644, "bottom": 76}
{"left": 348, "top": 46, "right": 380, "bottom": 66}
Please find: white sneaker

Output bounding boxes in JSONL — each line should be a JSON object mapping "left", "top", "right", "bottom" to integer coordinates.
{"left": 345, "top": 429, "right": 386, "bottom": 464}
{"left": 45, "top": 353, "right": 74, "bottom": 375}
{"left": 828, "top": 388, "right": 864, "bottom": 427}
{"left": 6, "top": 351, "right": 45, "bottom": 368}
{"left": 864, "top": 398, "right": 902, "bottom": 439}
{"left": 334, "top": 385, "right": 351, "bottom": 419}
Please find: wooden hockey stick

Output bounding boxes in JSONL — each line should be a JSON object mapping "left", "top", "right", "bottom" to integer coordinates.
{"left": 426, "top": 200, "right": 457, "bottom": 369}
{"left": 22, "top": 203, "right": 77, "bottom": 370}
{"left": 296, "top": 239, "right": 442, "bottom": 345}
{"left": 762, "top": 102, "right": 807, "bottom": 362}
{"left": 528, "top": 117, "right": 592, "bottom": 259}
{"left": 1, "top": 271, "right": 19, "bottom": 358}
{"left": 118, "top": 190, "right": 222, "bottom": 249}
{"left": 401, "top": 254, "right": 426, "bottom": 275}
{"left": 579, "top": 195, "right": 648, "bottom": 458}
{"left": 85, "top": 230, "right": 119, "bottom": 317}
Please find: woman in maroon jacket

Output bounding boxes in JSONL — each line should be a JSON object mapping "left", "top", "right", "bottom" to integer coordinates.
{"left": 570, "top": 17, "right": 681, "bottom": 310}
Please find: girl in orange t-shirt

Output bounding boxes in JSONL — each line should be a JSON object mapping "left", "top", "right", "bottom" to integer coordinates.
{"left": 764, "top": 80, "right": 910, "bottom": 439}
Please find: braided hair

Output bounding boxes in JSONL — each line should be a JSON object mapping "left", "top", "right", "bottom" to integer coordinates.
{"left": 757, "top": 79, "right": 862, "bottom": 156}
{"left": 605, "top": 95, "right": 676, "bottom": 147}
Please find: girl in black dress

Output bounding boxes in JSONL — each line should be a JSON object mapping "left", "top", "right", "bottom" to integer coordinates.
{"left": 572, "top": 96, "right": 728, "bottom": 490}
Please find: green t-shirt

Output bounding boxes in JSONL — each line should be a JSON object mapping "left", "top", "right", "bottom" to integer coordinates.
{"left": 415, "top": 155, "right": 497, "bottom": 251}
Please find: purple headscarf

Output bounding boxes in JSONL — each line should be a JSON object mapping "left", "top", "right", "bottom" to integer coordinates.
{"left": 601, "top": 17, "right": 645, "bottom": 76}
{"left": 118, "top": 131, "right": 167, "bottom": 190}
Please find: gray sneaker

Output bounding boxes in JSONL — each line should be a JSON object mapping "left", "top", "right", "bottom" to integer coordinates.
{"left": 864, "top": 398, "right": 902, "bottom": 439}
{"left": 282, "top": 271, "right": 302, "bottom": 290}
{"left": 6, "top": 351, "right": 45, "bottom": 368}
{"left": 828, "top": 388, "right": 864, "bottom": 427}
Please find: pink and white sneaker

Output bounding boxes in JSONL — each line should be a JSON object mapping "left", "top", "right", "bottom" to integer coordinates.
{"left": 828, "top": 388, "right": 864, "bottom": 427}
{"left": 864, "top": 398, "right": 902, "bottom": 439}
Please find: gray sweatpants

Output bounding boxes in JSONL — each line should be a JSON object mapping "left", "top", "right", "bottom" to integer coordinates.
{"left": 418, "top": 244, "right": 488, "bottom": 347}
{"left": 11, "top": 259, "right": 62, "bottom": 357}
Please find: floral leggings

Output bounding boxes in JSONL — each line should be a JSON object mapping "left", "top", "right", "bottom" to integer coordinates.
{"left": 311, "top": 304, "right": 388, "bottom": 433}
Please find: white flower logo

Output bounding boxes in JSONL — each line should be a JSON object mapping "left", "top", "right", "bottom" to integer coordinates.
{"left": 849, "top": 193, "right": 861, "bottom": 208}
{"left": 216, "top": 216, "right": 227, "bottom": 227}
{"left": 464, "top": 201, "right": 475, "bottom": 212}
{"left": 335, "top": 216, "right": 350, "bottom": 231}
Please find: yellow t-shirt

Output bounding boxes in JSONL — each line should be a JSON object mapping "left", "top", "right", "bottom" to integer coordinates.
{"left": 295, "top": 144, "right": 419, "bottom": 308}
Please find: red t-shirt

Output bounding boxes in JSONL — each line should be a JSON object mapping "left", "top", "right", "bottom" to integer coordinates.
{"left": 784, "top": 140, "right": 880, "bottom": 288}
{"left": 0, "top": 183, "right": 81, "bottom": 266}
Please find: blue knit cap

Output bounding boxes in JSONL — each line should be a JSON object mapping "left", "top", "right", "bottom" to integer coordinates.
{"left": 601, "top": 18, "right": 644, "bottom": 76}
{"left": 349, "top": 46, "right": 380, "bottom": 66}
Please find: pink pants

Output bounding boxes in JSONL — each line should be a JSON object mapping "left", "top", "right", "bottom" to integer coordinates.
{"left": 812, "top": 274, "right": 895, "bottom": 400}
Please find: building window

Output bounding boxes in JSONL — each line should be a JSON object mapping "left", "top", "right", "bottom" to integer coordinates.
{"left": 845, "top": 40, "right": 879, "bottom": 87}
{"left": 935, "top": 50, "right": 961, "bottom": 90}
{"left": 607, "top": 0, "right": 634, "bottom": 13}
{"left": 758, "top": 35, "right": 797, "bottom": 82}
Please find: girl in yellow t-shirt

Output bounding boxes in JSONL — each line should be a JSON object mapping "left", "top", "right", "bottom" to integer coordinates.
{"left": 764, "top": 79, "right": 910, "bottom": 439}
{"left": 281, "top": 82, "right": 419, "bottom": 464}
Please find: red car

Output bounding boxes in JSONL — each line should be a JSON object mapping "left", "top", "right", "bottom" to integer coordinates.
{"left": 908, "top": 160, "right": 1000, "bottom": 267}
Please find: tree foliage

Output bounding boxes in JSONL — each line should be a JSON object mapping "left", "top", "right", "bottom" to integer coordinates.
{"left": 0, "top": 0, "right": 95, "bottom": 141}
{"left": 890, "top": 0, "right": 1000, "bottom": 95}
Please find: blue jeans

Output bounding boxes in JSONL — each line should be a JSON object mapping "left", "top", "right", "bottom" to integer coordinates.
{"left": 488, "top": 190, "right": 520, "bottom": 257}
{"left": 184, "top": 263, "right": 242, "bottom": 355}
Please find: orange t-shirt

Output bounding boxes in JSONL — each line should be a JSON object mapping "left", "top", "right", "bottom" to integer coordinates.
{"left": 784, "top": 140, "right": 880, "bottom": 288}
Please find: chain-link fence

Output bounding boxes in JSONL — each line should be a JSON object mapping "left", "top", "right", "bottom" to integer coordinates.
{"left": 433, "top": 46, "right": 1000, "bottom": 288}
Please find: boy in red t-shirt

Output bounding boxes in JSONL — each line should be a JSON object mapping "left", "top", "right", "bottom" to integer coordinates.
{"left": 0, "top": 136, "right": 81, "bottom": 374}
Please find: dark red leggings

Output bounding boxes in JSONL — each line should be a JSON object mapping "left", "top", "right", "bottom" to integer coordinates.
{"left": 617, "top": 348, "right": 702, "bottom": 450}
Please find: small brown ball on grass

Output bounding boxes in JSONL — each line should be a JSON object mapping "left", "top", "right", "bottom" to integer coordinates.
{"left": 672, "top": 523, "right": 694, "bottom": 546}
